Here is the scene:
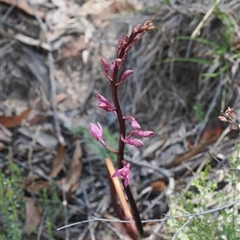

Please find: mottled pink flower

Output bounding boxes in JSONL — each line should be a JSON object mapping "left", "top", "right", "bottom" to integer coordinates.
{"left": 123, "top": 116, "right": 141, "bottom": 130}
{"left": 97, "top": 94, "right": 115, "bottom": 112}
{"left": 130, "top": 117, "right": 141, "bottom": 130}
{"left": 121, "top": 135, "right": 143, "bottom": 147}
{"left": 89, "top": 122, "right": 107, "bottom": 147}
{"left": 112, "top": 162, "right": 131, "bottom": 187}
{"left": 133, "top": 130, "right": 154, "bottom": 138}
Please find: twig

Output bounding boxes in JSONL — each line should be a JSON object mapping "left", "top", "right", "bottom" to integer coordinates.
{"left": 27, "top": 125, "right": 41, "bottom": 175}
{"left": 2, "top": 2, "right": 16, "bottom": 21}
{"left": 61, "top": 179, "right": 69, "bottom": 240}
{"left": 37, "top": 212, "right": 46, "bottom": 240}
{"left": 57, "top": 198, "right": 240, "bottom": 230}
{"left": 172, "top": 216, "right": 193, "bottom": 240}
{"left": 83, "top": 189, "right": 97, "bottom": 240}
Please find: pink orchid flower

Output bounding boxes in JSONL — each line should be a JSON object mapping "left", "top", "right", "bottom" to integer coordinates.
{"left": 112, "top": 162, "right": 131, "bottom": 187}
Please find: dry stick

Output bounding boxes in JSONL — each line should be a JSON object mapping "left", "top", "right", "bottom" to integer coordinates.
{"left": 61, "top": 179, "right": 69, "bottom": 240}
{"left": 172, "top": 216, "right": 194, "bottom": 240}
{"left": 26, "top": 0, "right": 65, "bottom": 146}
{"left": 105, "top": 158, "right": 138, "bottom": 240}
{"left": 37, "top": 212, "right": 47, "bottom": 240}
{"left": 183, "top": 158, "right": 207, "bottom": 193}
{"left": 27, "top": 125, "right": 41, "bottom": 175}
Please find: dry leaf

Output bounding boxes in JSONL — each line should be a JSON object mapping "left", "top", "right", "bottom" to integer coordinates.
{"left": 49, "top": 143, "right": 65, "bottom": 178}
{"left": 24, "top": 177, "right": 51, "bottom": 195}
{"left": 63, "top": 140, "right": 83, "bottom": 196}
{"left": 150, "top": 180, "right": 166, "bottom": 192}
{"left": 60, "top": 38, "right": 88, "bottom": 61}
{"left": 23, "top": 197, "right": 42, "bottom": 235}
{"left": 55, "top": 93, "right": 69, "bottom": 104}
{"left": 0, "top": 123, "right": 12, "bottom": 142}
{"left": 0, "top": 99, "right": 38, "bottom": 128}
{"left": 2, "top": 0, "right": 45, "bottom": 19}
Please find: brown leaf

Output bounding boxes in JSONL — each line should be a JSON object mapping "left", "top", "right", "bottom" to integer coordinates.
{"left": 23, "top": 197, "right": 42, "bottom": 235}
{"left": 60, "top": 38, "right": 88, "bottom": 61}
{"left": 63, "top": 140, "right": 83, "bottom": 197}
{"left": 0, "top": 99, "right": 38, "bottom": 128}
{"left": 55, "top": 93, "right": 69, "bottom": 104}
{"left": 49, "top": 143, "right": 65, "bottom": 178}
{"left": 150, "top": 180, "right": 166, "bottom": 192}
{"left": 2, "top": 0, "right": 45, "bottom": 19}
{"left": 24, "top": 177, "right": 51, "bottom": 195}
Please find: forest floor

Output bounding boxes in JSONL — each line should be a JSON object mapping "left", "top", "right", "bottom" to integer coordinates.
{"left": 1, "top": 0, "right": 240, "bottom": 239}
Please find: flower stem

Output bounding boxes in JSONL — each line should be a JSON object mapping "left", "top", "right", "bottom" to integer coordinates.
{"left": 111, "top": 62, "right": 144, "bottom": 238}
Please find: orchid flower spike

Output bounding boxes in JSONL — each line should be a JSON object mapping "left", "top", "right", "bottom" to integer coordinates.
{"left": 112, "top": 161, "right": 131, "bottom": 187}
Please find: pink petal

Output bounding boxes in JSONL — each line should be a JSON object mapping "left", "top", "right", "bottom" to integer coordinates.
{"left": 130, "top": 117, "right": 141, "bottom": 130}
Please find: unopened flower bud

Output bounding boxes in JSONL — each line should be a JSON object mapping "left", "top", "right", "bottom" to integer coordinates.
{"left": 97, "top": 94, "right": 115, "bottom": 112}
{"left": 123, "top": 116, "right": 141, "bottom": 129}
{"left": 130, "top": 117, "right": 141, "bottom": 130}
{"left": 134, "top": 130, "right": 154, "bottom": 138}
{"left": 116, "top": 58, "right": 122, "bottom": 68}
{"left": 121, "top": 135, "right": 143, "bottom": 147}
{"left": 119, "top": 70, "right": 133, "bottom": 84}
{"left": 142, "top": 20, "right": 155, "bottom": 30}
{"left": 218, "top": 116, "right": 227, "bottom": 122}
{"left": 100, "top": 58, "right": 109, "bottom": 75}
